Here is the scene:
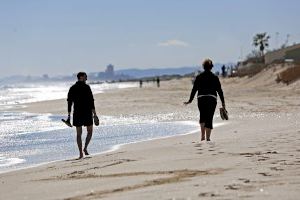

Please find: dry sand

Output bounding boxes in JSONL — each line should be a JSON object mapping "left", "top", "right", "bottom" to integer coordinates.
{"left": 1, "top": 66, "right": 300, "bottom": 200}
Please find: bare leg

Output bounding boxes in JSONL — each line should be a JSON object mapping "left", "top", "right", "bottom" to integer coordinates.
{"left": 83, "top": 125, "right": 93, "bottom": 155}
{"left": 200, "top": 123, "right": 205, "bottom": 141}
{"left": 76, "top": 126, "right": 84, "bottom": 159}
{"left": 205, "top": 128, "right": 212, "bottom": 141}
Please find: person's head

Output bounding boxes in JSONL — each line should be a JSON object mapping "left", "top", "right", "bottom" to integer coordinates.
{"left": 77, "top": 72, "right": 87, "bottom": 82}
{"left": 202, "top": 59, "right": 213, "bottom": 71}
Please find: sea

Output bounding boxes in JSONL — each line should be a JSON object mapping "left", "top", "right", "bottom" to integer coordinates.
{"left": 0, "top": 81, "right": 200, "bottom": 173}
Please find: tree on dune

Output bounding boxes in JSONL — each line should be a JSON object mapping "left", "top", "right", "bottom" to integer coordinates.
{"left": 253, "top": 32, "right": 270, "bottom": 56}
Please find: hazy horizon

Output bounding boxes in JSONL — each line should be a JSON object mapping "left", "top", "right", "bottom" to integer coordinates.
{"left": 1, "top": 0, "right": 300, "bottom": 77}
{"left": 0, "top": 63, "right": 231, "bottom": 80}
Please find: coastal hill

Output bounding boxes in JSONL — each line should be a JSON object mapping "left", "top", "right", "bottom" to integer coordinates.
{"left": 223, "top": 63, "right": 300, "bottom": 97}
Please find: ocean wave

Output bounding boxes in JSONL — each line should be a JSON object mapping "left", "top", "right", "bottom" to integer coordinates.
{"left": 0, "top": 81, "right": 137, "bottom": 106}
{"left": 0, "top": 155, "right": 25, "bottom": 167}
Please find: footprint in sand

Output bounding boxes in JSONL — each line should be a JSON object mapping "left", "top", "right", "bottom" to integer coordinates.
{"left": 198, "top": 192, "right": 220, "bottom": 197}
{"left": 258, "top": 172, "right": 272, "bottom": 176}
{"left": 194, "top": 143, "right": 202, "bottom": 147}
{"left": 68, "top": 170, "right": 85, "bottom": 176}
{"left": 270, "top": 167, "right": 284, "bottom": 171}
{"left": 238, "top": 178, "right": 250, "bottom": 183}
{"left": 196, "top": 148, "right": 203, "bottom": 154}
{"left": 225, "top": 184, "right": 240, "bottom": 190}
{"left": 257, "top": 156, "right": 270, "bottom": 161}
{"left": 266, "top": 151, "right": 278, "bottom": 154}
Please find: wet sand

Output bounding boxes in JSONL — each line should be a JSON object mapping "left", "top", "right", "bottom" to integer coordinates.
{"left": 1, "top": 67, "right": 300, "bottom": 199}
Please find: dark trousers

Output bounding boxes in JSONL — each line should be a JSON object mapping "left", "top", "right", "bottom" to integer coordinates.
{"left": 197, "top": 96, "right": 217, "bottom": 129}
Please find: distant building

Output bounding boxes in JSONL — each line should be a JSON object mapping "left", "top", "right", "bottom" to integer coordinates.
{"left": 98, "top": 64, "right": 115, "bottom": 79}
{"left": 97, "top": 64, "right": 131, "bottom": 80}
{"left": 105, "top": 64, "right": 114, "bottom": 77}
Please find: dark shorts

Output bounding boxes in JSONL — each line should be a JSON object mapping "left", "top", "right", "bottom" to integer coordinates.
{"left": 197, "top": 96, "right": 217, "bottom": 129}
{"left": 73, "top": 111, "right": 93, "bottom": 127}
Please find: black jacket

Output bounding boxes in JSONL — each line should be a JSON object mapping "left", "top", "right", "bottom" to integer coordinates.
{"left": 67, "top": 81, "right": 95, "bottom": 113}
{"left": 188, "top": 71, "right": 225, "bottom": 104}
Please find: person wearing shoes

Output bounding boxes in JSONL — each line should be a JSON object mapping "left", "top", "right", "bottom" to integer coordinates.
{"left": 184, "top": 59, "right": 226, "bottom": 141}
{"left": 67, "top": 72, "right": 98, "bottom": 159}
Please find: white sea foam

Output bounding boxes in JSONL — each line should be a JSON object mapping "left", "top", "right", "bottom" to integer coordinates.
{"left": 0, "top": 112, "right": 65, "bottom": 139}
{"left": 0, "top": 81, "right": 138, "bottom": 107}
{"left": 0, "top": 155, "right": 25, "bottom": 167}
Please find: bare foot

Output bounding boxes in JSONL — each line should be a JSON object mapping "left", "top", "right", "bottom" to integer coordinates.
{"left": 201, "top": 137, "right": 205, "bottom": 141}
{"left": 83, "top": 149, "right": 89, "bottom": 155}
{"left": 206, "top": 138, "right": 211, "bottom": 141}
{"left": 78, "top": 151, "right": 84, "bottom": 159}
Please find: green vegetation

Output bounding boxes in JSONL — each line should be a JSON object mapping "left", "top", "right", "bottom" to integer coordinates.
{"left": 253, "top": 32, "right": 270, "bottom": 56}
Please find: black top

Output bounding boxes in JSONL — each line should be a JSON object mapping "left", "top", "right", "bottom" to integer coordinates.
{"left": 188, "top": 70, "right": 225, "bottom": 104}
{"left": 67, "top": 81, "right": 95, "bottom": 113}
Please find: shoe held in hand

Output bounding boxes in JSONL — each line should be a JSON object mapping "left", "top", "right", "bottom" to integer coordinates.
{"left": 94, "top": 115, "right": 99, "bottom": 126}
{"left": 219, "top": 108, "right": 229, "bottom": 120}
{"left": 62, "top": 118, "right": 73, "bottom": 127}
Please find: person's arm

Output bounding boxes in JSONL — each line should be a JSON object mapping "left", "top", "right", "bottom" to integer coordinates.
{"left": 184, "top": 76, "right": 199, "bottom": 104}
{"left": 216, "top": 77, "right": 225, "bottom": 108}
{"left": 67, "top": 88, "right": 73, "bottom": 119}
{"left": 88, "top": 86, "right": 97, "bottom": 116}
{"left": 67, "top": 102, "right": 72, "bottom": 117}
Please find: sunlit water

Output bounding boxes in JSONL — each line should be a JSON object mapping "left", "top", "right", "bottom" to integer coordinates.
{"left": 0, "top": 81, "right": 138, "bottom": 108}
{"left": 0, "top": 81, "right": 203, "bottom": 173}
{"left": 0, "top": 111, "right": 200, "bottom": 173}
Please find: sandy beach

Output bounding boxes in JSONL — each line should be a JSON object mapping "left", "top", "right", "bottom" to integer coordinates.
{"left": 1, "top": 66, "right": 300, "bottom": 200}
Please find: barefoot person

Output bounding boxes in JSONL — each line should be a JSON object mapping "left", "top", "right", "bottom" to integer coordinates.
{"left": 67, "top": 72, "right": 98, "bottom": 158}
{"left": 184, "top": 59, "right": 225, "bottom": 141}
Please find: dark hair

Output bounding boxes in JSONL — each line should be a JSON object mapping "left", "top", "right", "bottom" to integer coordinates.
{"left": 77, "top": 72, "right": 87, "bottom": 79}
{"left": 202, "top": 59, "right": 213, "bottom": 71}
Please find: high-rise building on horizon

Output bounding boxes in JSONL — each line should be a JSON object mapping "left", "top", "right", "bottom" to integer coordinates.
{"left": 105, "top": 64, "right": 114, "bottom": 77}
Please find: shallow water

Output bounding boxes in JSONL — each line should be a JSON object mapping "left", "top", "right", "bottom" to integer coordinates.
{"left": 0, "top": 112, "right": 199, "bottom": 173}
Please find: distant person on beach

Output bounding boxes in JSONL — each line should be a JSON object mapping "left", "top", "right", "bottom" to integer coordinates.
{"left": 67, "top": 72, "right": 98, "bottom": 159}
{"left": 139, "top": 79, "right": 143, "bottom": 88}
{"left": 184, "top": 59, "right": 225, "bottom": 141}
{"left": 221, "top": 65, "right": 226, "bottom": 77}
{"left": 156, "top": 77, "right": 160, "bottom": 87}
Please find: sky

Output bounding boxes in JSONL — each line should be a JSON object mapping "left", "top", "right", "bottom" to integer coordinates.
{"left": 0, "top": 0, "right": 300, "bottom": 77}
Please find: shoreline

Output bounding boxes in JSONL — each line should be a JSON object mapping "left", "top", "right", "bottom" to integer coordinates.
{"left": 0, "top": 117, "right": 207, "bottom": 175}
{"left": 0, "top": 128, "right": 200, "bottom": 175}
